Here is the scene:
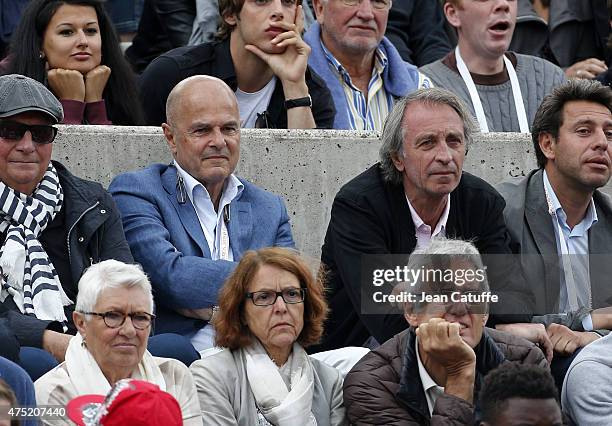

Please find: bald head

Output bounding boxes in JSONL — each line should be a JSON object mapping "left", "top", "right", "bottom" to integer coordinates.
{"left": 165, "top": 75, "right": 238, "bottom": 126}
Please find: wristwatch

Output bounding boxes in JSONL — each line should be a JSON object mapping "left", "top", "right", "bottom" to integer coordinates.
{"left": 285, "top": 94, "right": 312, "bottom": 109}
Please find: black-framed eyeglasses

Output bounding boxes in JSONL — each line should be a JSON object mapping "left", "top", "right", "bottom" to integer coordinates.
{"left": 340, "top": 0, "right": 392, "bottom": 10}
{"left": 78, "top": 310, "right": 156, "bottom": 330}
{"left": 0, "top": 120, "right": 58, "bottom": 144}
{"left": 246, "top": 288, "right": 307, "bottom": 306}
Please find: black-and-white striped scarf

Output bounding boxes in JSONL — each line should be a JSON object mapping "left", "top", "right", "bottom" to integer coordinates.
{"left": 0, "top": 164, "right": 72, "bottom": 323}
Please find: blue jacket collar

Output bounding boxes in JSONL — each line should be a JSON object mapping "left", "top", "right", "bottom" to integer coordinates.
{"left": 304, "top": 22, "right": 421, "bottom": 129}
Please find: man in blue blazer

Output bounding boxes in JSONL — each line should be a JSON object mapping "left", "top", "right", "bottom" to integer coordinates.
{"left": 109, "top": 76, "right": 294, "bottom": 349}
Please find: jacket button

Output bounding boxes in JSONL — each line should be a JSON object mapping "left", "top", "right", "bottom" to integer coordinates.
{"left": 78, "top": 236, "right": 84, "bottom": 243}
{"left": 100, "top": 209, "right": 106, "bottom": 214}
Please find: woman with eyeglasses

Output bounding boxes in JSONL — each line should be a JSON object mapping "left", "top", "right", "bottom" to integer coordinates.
{"left": 1, "top": 0, "right": 144, "bottom": 125}
{"left": 34, "top": 259, "right": 203, "bottom": 425}
{"left": 190, "top": 247, "right": 347, "bottom": 425}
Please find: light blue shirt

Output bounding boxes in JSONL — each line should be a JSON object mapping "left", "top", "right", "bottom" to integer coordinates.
{"left": 543, "top": 171, "right": 597, "bottom": 330}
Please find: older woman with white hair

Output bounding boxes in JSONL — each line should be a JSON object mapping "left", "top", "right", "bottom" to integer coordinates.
{"left": 34, "top": 259, "right": 202, "bottom": 425}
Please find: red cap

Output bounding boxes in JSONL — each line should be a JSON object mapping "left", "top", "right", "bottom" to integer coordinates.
{"left": 66, "top": 379, "right": 183, "bottom": 426}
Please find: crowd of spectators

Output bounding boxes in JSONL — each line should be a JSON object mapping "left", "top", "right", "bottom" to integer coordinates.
{"left": 0, "top": 0, "right": 610, "bottom": 424}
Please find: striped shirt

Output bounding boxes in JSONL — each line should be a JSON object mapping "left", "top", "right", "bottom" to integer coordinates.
{"left": 321, "top": 41, "right": 431, "bottom": 131}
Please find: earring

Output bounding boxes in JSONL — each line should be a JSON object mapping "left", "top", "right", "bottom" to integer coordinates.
{"left": 81, "top": 336, "right": 87, "bottom": 348}
{"left": 39, "top": 52, "right": 45, "bottom": 60}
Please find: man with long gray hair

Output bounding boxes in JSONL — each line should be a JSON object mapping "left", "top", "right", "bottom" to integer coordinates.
{"left": 316, "top": 87, "right": 537, "bottom": 353}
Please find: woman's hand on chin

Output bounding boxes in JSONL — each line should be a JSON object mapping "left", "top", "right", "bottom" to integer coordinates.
{"left": 47, "top": 68, "right": 85, "bottom": 102}
{"left": 84, "top": 65, "right": 111, "bottom": 103}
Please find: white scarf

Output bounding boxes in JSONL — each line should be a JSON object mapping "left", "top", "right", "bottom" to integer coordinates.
{"left": 65, "top": 333, "right": 166, "bottom": 395}
{"left": 0, "top": 164, "right": 72, "bottom": 323}
{"left": 243, "top": 340, "right": 317, "bottom": 426}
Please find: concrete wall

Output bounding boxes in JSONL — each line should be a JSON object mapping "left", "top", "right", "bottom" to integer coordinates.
{"left": 53, "top": 126, "right": 607, "bottom": 258}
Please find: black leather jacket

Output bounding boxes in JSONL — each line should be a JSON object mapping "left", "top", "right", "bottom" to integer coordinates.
{"left": 0, "top": 161, "right": 133, "bottom": 348}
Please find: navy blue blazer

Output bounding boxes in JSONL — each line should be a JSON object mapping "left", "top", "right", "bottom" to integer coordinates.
{"left": 109, "top": 164, "right": 295, "bottom": 335}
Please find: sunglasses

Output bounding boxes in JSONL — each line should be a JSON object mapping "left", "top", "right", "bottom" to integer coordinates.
{"left": 0, "top": 120, "right": 58, "bottom": 144}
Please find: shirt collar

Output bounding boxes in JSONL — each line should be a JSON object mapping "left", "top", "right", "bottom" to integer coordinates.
{"left": 415, "top": 337, "right": 444, "bottom": 415}
{"left": 542, "top": 170, "right": 597, "bottom": 233}
{"left": 320, "top": 39, "right": 388, "bottom": 87}
{"left": 174, "top": 160, "right": 244, "bottom": 206}
{"left": 406, "top": 195, "right": 451, "bottom": 236}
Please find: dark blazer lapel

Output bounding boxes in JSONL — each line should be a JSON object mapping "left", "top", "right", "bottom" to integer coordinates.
{"left": 228, "top": 200, "right": 252, "bottom": 260}
{"left": 525, "top": 170, "right": 561, "bottom": 310}
{"left": 589, "top": 192, "right": 612, "bottom": 308}
{"left": 389, "top": 181, "right": 417, "bottom": 252}
{"left": 161, "top": 166, "right": 210, "bottom": 257}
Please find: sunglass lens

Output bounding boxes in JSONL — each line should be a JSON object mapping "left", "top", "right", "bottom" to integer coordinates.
{"left": 0, "top": 122, "right": 25, "bottom": 140}
{"left": 31, "top": 126, "right": 56, "bottom": 144}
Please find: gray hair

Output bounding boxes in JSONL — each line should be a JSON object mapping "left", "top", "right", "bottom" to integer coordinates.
{"left": 75, "top": 260, "right": 154, "bottom": 316}
{"left": 406, "top": 238, "right": 490, "bottom": 311}
{"left": 379, "top": 88, "right": 478, "bottom": 185}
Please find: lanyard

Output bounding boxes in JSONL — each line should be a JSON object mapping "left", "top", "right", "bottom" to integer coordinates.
{"left": 217, "top": 205, "right": 231, "bottom": 261}
{"left": 455, "top": 46, "right": 530, "bottom": 133}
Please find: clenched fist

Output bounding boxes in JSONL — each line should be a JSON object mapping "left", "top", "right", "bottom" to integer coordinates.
{"left": 47, "top": 68, "right": 86, "bottom": 101}
{"left": 84, "top": 65, "right": 111, "bottom": 103}
{"left": 416, "top": 318, "right": 476, "bottom": 403}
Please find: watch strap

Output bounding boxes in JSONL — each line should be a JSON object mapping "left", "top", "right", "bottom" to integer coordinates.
{"left": 285, "top": 94, "right": 312, "bottom": 109}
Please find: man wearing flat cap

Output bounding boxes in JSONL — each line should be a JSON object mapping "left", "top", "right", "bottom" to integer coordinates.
{"left": 0, "top": 74, "right": 136, "bottom": 379}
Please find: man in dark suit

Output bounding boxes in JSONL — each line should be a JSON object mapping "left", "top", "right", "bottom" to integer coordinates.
{"left": 497, "top": 79, "right": 612, "bottom": 387}
{"left": 317, "top": 87, "right": 539, "bottom": 353}
{"left": 110, "top": 76, "right": 294, "bottom": 351}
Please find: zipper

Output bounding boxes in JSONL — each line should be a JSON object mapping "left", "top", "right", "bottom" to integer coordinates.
{"left": 66, "top": 201, "right": 100, "bottom": 261}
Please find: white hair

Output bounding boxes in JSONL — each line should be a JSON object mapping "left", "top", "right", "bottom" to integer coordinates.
{"left": 75, "top": 260, "right": 154, "bottom": 316}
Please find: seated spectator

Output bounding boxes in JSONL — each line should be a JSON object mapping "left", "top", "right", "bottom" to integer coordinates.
{"left": 342, "top": 239, "right": 547, "bottom": 425}
{"left": 67, "top": 379, "right": 183, "bottom": 426}
{"left": 303, "top": 0, "right": 430, "bottom": 130}
{"left": 125, "top": 0, "right": 196, "bottom": 74}
{"left": 110, "top": 76, "right": 294, "bottom": 351}
{"left": 187, "top": 0, "right": 316, "bottom": 46}
{"left": 510, "top": 0, "right": 609, "bottom": 80}
{"left": 190, "top": 247, "right": 346, "bottom": 425}
{"left": 420, "top": 0, "right": 565, "bottom": 132}
{"left": 2, "top": 0, "right": 144, "bottom": 125}
{"left": 139, "top": 0, "right": 334, "bottom": 128}
{"left": 497, "top": 79, "right": 612, "bottom": 389}
{"left": 0, "top": 358, "right": 36, "bottom": 426}
{"left": 35, "top": 260, "right": 202, "bottom": 425}
{"left": 317, "top": 87, "right": 534, "bottom": 352}
{"left": 562, "top": 332, "right": 612, "bottom": 425}
{"left": 0, "top": 74, "right": 196, "bottom": 379}
{"left": 385, "top": 0, "right": 452, "bottom": 66}
{"left": 0, "top": 74, "right": 130, "bottom": 372}
{"left": 480, "top": 362, "right": 562, "bottom": 426}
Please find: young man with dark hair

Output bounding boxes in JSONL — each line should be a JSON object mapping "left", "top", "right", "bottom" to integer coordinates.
{"left": 139, "top": 0, "right": 335, "bottom": 129}
{"left": 480, "top": 363, "right": 563, "bottom": 426}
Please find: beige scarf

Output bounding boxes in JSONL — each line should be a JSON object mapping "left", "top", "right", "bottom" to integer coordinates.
{"left": 65, "top": 333, "right": 166, "bottom": 395}
{"left": 243, "top": 340, "right": 317, "bottom": 426}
